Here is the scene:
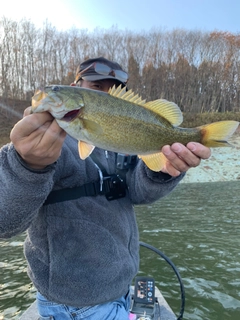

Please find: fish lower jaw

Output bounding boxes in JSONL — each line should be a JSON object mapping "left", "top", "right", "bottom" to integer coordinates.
{"left": 49, "top": 110, "right": 67, "bottom": 119}
{"left": 50, "top": 109, "right": 79, "bottom": 120}
{"left": 55, "top": 109, "right": 81, "bottom": 122}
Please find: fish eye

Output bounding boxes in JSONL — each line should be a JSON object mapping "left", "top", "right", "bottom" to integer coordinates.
{"left": 52, "top": 86, "right": 60, "bottom": 92}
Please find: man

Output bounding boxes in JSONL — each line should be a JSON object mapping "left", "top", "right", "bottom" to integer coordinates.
{"left": 0, "top": 57, "right": 210, "bottom": 320}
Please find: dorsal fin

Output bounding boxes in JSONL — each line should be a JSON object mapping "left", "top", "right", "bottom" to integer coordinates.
{"left": 144, "top": 99, "right": 183, "bottom": 127}
{"left": 108, "top": 85, "right": 146, "bottom": 105}
{"left": 108, "top": 85, "right": 183, "bottom": 127}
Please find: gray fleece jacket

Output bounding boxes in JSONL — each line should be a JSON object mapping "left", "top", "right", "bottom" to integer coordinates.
{"left": 0, "top": 135, "right": 184, "bottom": 307}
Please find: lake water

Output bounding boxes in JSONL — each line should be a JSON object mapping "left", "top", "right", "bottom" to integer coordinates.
{"left": 0, "top": 181, "right": 240, "bottom": 320}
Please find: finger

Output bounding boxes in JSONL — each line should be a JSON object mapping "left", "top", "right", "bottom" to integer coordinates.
{"left": 39, "top": 120, "right": 66, "bottom": 148}
{"left": 161, "top": 162, "right": 181, "bottom": 177}
{"left": 162, "top": 144, "right": 191, "bottom": 172}
{"left": 11, "top": 112, "right": 54, "bottom": 140}
{"left": 186, "top": 142, "right": 211, "bottom": 159}
{"left": 12, "top": 118, "right": 66, "bottom": 169}
{"left": 171, "top": 143, "right": 201, "bottom": 168}
{"left": 23, "top": 106, "right": 32, "bottom": 117}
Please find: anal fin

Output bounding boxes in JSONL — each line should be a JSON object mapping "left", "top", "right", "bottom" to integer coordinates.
{"left": 138, "top": 152, "right": 167, "bottom": 172}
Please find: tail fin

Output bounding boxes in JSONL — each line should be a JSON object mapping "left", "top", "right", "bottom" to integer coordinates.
{"left": 199, "top": 121, "right": 239, "bottom": 147}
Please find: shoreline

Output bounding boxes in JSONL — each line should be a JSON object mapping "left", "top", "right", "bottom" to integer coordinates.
{"left": 182, "top": 134, "right": 240, "bottom": 183}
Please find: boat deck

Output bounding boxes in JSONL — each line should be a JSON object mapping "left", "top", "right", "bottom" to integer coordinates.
{"left": 19, "top": 286, "right": 177, "bottom": 319}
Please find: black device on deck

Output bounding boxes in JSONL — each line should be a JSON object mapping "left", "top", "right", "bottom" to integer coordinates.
{"left": 130, "top": 276, "right": 156, "bottom": 319}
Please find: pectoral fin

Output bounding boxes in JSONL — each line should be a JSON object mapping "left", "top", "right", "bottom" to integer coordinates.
{"left": 82, "top": 119, "right": 103, "bottom": 136}
{"left": 78, "top": 141, "right": 95, "bottom": 159}
{"left": 138, "top": 152, "right": 167, "bottom": 172}
{"left": 77, "top": 119, "right": 102, "bottom": 159}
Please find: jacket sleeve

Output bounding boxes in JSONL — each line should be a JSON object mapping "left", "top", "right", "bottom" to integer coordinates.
{"left": 126, "top": 160, "right": 185, "bottom": 204}
{"left": 0, "top": 143, "right": 56, "bottom": 238}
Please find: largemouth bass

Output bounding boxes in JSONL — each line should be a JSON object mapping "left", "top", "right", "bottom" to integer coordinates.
{"left": 31, "top": 85, "right": 239, "bottom": 171}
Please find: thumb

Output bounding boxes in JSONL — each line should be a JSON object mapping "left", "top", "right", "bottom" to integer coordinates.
{"left": 23, "top": 106, "right": 32, "bottom": 117}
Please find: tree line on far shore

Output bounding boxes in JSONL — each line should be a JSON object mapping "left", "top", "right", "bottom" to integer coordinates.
{"left": 1, "top": 17, "right": 240, "bottom": 113}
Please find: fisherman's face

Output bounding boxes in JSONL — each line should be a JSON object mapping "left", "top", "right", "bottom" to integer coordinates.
{"left": 72, "top": 79, "right": 122, "bottom": 92}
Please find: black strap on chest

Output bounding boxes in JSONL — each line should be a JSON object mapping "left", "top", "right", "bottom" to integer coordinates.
{"left": 43, "top": 153, "right": 137, "bottom": 205}
{"left": 43, "top": 174, "right": 123, "bottom": 205}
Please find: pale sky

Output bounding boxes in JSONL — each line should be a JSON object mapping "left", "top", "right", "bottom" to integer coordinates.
{"left": 1, "top": 0, "right": 240, "bottom": 33}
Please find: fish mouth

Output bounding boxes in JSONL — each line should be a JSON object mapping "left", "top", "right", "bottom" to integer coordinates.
{"left": 60, "top": 109, "right": 81, "bottom": 122}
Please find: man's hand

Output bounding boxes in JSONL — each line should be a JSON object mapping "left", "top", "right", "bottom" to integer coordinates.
{"left": 161, "top": 142, "right": 211, "bottom": 177}
{"left": 10, "top": 107, "right": 66, "bottom": 169}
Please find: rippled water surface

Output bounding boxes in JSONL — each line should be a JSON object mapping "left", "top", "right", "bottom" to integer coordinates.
{"left": 137, "top": 181, "right": 240, "bottom": 320}
{"left": 0, "top": 181, "right": 240, "bottom": 319}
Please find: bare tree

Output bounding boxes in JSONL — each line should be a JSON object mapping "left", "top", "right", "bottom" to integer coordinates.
{"left": 1, "top": 17, "right": 240, "bottom": 113}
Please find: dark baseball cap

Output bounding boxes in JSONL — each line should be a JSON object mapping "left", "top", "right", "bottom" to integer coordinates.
{"left": 75, "top": 57, "right": 128, "bottom": 87}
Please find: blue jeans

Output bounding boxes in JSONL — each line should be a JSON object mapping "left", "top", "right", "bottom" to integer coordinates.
{"left": 37, "top": 291, "right": 131, "bottom": 320}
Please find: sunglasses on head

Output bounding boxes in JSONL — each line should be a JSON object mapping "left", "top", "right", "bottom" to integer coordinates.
{"left": 76, "top": 62, "right": 128, "bottom": 84}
